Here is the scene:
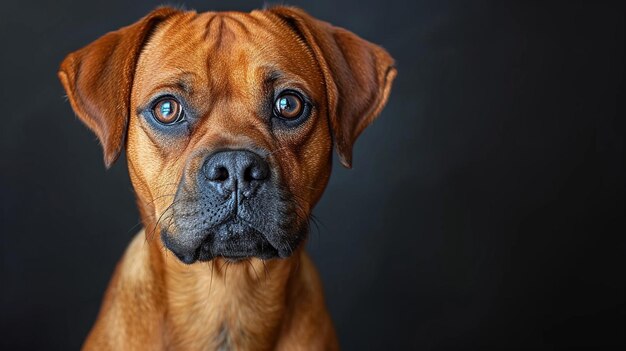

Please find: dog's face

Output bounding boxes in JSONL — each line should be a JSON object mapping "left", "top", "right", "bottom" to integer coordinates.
{"left": 59, "top": 7, "right": 396, "bottom": 264}
{"left": 130, "top": 11, "right": 334, "bottom": 263}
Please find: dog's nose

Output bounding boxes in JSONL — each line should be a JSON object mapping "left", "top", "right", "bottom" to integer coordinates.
{"left": 202, "top": 150, "right": 269, "bottom": 197}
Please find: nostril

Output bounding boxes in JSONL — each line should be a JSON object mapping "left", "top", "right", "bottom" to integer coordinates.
{"left": 203, "top": 151, "right": 269, "bottom": 188}
{"left": 215, "top": 166, "right": 229, "bottom": 181}
{"left": 244, "top": 162, "right": 269, "bottom": 182}
{"left": 208, "top": 165, "right": 229, "bottom": 182}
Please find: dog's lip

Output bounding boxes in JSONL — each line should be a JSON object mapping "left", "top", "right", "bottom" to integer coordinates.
{"left": 162, "top": 210, "right": 301, "bottom": 264}
{"left": 176, "top": 251, "right": 199, "bottom": 265}
{"left": 195, "top": 221, "right": 281, "bottom": 261}
{"left": 218, "top": 254, "right": 250, "bottom": 262}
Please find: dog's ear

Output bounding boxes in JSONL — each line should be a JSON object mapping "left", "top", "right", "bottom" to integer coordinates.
{"left": 268, "top": 6, "right": 396, "bottom": 168}
{"left": 58, "top": 7, "right": 180, "bottom": 168}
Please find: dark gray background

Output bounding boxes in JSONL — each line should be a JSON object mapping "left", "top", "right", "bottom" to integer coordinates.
{"left": 1, "top": 0, "right": 624, "bottom": 349}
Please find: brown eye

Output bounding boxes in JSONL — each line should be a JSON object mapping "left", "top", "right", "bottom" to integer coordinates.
{"left": 274, "top": 93, "right": 304, "bottom": 119}
{"left": 153, "top": 98, "right": 182, "bottom": 124}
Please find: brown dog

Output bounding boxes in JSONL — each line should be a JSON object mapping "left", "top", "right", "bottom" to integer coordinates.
{"left": 59, "top": 6, "right": 395, "bottom": 350}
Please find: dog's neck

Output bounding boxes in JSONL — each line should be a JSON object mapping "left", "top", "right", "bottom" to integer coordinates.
{"left": 148, "top": 235, "right": 302, "bottom": 350}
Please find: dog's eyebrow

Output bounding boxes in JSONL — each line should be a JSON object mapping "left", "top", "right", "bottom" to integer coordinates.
{"left": 153, "top": 71, "right": 197, "bottom": 95}
{"left": 261, "top": 68, "right": 285, "bottom": 93}
{"left": 135, "top": 72, "right": 198, "bottom": 113}
{"left": 264, "top": 69, "right": 282, "bottom": 84}
{"left": 261, "top": 69, "right": 314, "bottom": 98}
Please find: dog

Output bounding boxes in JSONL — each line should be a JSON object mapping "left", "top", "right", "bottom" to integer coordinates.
{"left": 59, "top": 6, "right": 395, "bottom": 350}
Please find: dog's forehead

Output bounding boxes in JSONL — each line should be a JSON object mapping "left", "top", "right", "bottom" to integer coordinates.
{"left": 133, "top": 10, "right": 321, "bottom": 103}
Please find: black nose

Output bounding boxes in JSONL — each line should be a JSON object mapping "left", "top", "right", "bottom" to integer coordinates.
{"left": 202, "top": 150, "right": 270, "bottom": 198}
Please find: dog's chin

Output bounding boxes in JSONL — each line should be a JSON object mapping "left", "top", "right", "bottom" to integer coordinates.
{"left": 196, "top": 221, "right": 280, "bottom": 263}
{"left": 161, "top": 219, "right": 305, "bottom": 265}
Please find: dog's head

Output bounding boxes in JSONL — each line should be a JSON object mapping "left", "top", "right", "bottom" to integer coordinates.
{"left": 59, "top": 6, "right": 395, "bottom": 264}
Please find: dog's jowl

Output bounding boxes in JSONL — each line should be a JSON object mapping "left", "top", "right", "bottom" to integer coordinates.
{"left": 59, "top": 6, "right": 395, "bottom": 350}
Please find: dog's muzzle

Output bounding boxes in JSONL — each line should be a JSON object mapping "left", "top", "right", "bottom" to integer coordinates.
{"left": 161, "top": 149, "right": 306, "bottom": 264}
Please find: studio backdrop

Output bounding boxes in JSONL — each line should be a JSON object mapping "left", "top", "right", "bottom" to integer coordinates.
{"left": 1, "top": 0, "right": 624, "bottom": 350}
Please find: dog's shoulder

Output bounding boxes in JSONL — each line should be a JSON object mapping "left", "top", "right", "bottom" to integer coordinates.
{"left": 117, "top": 230, "right": 154, "bottom": 281}
{"left": 83, "top": 230, "right": 166, "bottom": 350}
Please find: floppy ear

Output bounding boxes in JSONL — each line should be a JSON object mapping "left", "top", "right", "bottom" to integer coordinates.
{"left": 268, "top": 6, "right": 397, "bottom": 168}
{"left": 58, "top": 7, "right": 180, "bottom": 168}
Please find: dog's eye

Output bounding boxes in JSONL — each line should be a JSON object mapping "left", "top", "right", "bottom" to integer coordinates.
{"left": 274, "top": 92, "right": 304, "bottom": 120}
{"left": 152, "top": 98, "right": 182, "bottom": 124}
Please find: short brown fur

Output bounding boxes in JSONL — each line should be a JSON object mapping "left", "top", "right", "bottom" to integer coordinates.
{"left": 59, "top": 6, "right": 395, "bottom": 350}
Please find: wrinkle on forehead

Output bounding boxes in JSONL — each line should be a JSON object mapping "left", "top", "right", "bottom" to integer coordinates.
{"left": 133, "top": 9, "right": 324, "bottom": 140}
{"left": 190, "top": 13, "right": 259, "bottom": 100}
{"left": 136, "top": 10, "right": 319, "bottom": 99}
{"left": 203, "top": 13, "right": 253, "bottom": 50}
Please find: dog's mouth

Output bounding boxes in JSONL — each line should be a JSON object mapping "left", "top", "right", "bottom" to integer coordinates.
{"left": 196, "top": 219, "right": 280, "bottom": 262}
{"left": 161, "top": 217, "right": 283, "bottom": 264}
{"left": 160, "top": 153, "right": 309, "bottom": 265}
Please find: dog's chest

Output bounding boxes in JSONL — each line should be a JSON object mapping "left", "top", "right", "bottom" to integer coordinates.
{"left": 164, "top": 300, "right": 280, "bottom": 350}
{"left": 163, "top": 264, "right": 288, "bottom": 350}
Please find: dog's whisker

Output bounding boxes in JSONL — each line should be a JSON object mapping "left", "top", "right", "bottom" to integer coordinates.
{"left": 222, "top": 260, "right": 231, "bottom": 286}
{"left": 247, "top": 259, "right": 261, "bottom": 283}
{"left": 209, "top": 260, "right": 215, "bottom": 295}
{"left": 146, "top": 198, "right": 186, "bottom": 244}
{"left": 262, "top": 259, "right": 270, "bottom": 282}
{"left": 141, "top": 193, "right": 177, "bottom": 207}
{"left": 267, "top": 145, "right": 290, "bottom": 157}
